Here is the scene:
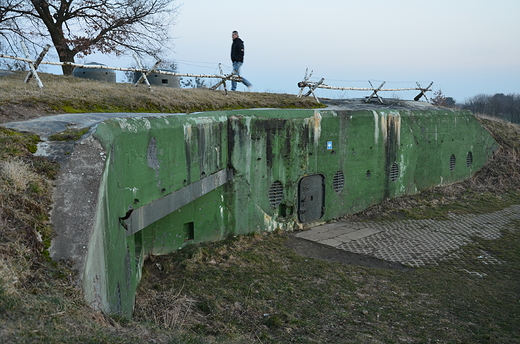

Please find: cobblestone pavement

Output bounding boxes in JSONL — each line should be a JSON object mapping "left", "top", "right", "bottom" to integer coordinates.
{"left": 296, "top": 205, "right": 520, "bottom": 272}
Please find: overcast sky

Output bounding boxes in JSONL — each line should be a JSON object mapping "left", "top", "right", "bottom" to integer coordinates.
{"left": 82, "top": 0, "right": 519, "bottom": 103}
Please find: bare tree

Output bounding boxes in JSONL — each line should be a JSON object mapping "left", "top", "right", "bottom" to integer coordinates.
{"left": 463, "top": 93, "right": 520, "bottom": 124}
{"left": 0, "top": 1, "right": 28, "bottom": 68}
{"left": 431, "top": 89, "right": 447, "bottom": 107}
{"left": 0, "top": 0, "right": 179, "bottom": 75}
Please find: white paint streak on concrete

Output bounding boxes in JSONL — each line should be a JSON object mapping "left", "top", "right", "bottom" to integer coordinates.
{"left": 219, "top": 195, "right": 225, "bottom": 219}
{"left": 304, "top": 111, "right": 322, "bottom": 146}
{"left": 257, "top": 205, "right": 294, "bottom": 232}
{"left": 183, "top": 124, "right": 192, "bottom": 145}
{"left": 372, "top": 110, "right": 379, "bottom": 144}
{"left": 117, "top": 118, "right": 138, "bottom": 133}
{"left": 379, "top": 111, "right": 401, "bottom": 147}
{"left": 124, "top": 187, "right": 139, "bottom": 199}
{"left": 243, "top": 117, "right": 253, "bottom": 182}
{"left": 380, "top": 112, "right": 388, "bottom": 145}
{"left": 395, "top": 112, "right": 401, "bottom": 147}
{"left": 191, "top": 116, "right": 215, "bottom": 125}
{"left": 139, "top": 118, "right": 151, "bottom": 130}
{"left": 245, "top": 117, "right": 252, "bottom": 136}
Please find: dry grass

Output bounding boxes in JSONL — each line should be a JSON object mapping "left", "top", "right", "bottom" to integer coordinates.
{"left": 473, "top": 115, "right": 520, "bottom": 189}
{"left": 134, "top": 287, "right": 197, "bottom": 330}
{"left": 136, "top": 227, "right": 520, "bottom": 343}
{"left": 0, "top": 71, "right": 323, "bottom": 117}
{"left": 0, "top": 240, "right": 32, "bottom": 296}
{"left": 0, "top": 156, "right": 51, "bottom": 297}
{"left": 0, "top": 158, "right": 46, "bottom": 296}
{"left": 1, "top": 158, "right": 40, "bottom": 191}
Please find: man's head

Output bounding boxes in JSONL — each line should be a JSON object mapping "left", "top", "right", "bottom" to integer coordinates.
{"left": 232, "top": 31, "right": 239, "bottom": 39}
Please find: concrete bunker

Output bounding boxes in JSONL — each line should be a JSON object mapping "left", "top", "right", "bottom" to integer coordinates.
{"left": 73, "top": 62, "right": 116, "bottom": 83}
{"left": 133, "top": 69, "right": 180, "bottom": 88}
{"left": 46, "top": 105, "right": 498, "bottom": 318}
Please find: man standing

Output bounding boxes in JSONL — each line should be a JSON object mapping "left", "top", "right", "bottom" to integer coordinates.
{"left": 230, "top": 30, "right": 252, "bottom": 91}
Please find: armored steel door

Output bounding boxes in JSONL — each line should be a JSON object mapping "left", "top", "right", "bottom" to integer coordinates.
{"left": 298, "top": 174, "right": 325, "bottom": 223}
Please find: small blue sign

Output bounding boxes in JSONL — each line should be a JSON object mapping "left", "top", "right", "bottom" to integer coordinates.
{"left": 327, "top": 141, "right": 333, "bottom": 150}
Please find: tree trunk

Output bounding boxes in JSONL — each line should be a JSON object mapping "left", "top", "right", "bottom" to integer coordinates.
{"left": 48, "top": 26, "right": 76, "bottom": 75}
{"left": 30, "top": 0, "right": 77, "bottom": 75}
{"left": 57, "top": 50, "right": 76, "bottom": 75}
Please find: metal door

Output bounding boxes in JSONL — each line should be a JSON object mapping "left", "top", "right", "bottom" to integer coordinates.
{"left": 298, "top": 174, "right": 325, "bottom": 223}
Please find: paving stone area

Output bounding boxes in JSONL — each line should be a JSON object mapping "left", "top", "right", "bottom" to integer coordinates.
{"left": 296, "top": 205, "right": 520, "bottom": 269}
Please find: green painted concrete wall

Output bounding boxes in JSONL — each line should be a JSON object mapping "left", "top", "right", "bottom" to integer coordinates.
{"left": 83, "top": 108, "right": 497, "bottom": 317}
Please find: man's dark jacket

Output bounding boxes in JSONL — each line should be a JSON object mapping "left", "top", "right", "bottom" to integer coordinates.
{"left": 231, "top": 37, "right": 245, "bottom": 62}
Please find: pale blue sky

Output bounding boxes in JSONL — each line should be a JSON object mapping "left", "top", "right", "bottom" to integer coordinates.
{"left": 79, "top": 0, "right": 520, "bottom": 102}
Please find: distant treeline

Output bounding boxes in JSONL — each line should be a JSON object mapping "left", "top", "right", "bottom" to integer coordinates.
{"left": 432, "top": 91, "right": 520, "bottom": 124}
{"left": 461, "top": 93, "right": 520, "bottom": 124}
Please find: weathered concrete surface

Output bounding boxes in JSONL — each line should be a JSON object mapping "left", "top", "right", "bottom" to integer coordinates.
{"left": 2, "top": 112, "right": 183, "bottom": 162}
{"left": 1, "top": 112, "right": 183, "bottom": 137}
{"left": 49, "top": 135, "right": 105, "bottom": 276}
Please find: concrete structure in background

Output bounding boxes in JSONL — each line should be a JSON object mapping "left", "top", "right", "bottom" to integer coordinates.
{"left": 5, "top": 102, "right": 497, "bottom": 317}
{"left": 73, "top": 62, "right": 116, "bottom": 83}
{"left": 133, "top": 69, "right": 180, "bottom": 88}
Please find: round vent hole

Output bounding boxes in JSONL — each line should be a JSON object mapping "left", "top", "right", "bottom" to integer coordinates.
{"left": 268, "top": 181, "right": 283, "bottom": 208}
{"left": 466, "top": 151, "right": 473, "bottom": 167}
{"left": 332, "top": 171, "right": 345, "bottom": 194}
{"left": 390, "top": 163, "right": 399, "bottom": 182}
{"left": 450, "top": 154, "right": 456, "bottom": 171}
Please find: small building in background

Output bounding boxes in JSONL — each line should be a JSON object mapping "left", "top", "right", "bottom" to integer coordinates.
{"left": 73, "top": 62, "right": 116, "bottom": 83}
{"left": 133, "top": 69, "right": 180, "bottom": 88}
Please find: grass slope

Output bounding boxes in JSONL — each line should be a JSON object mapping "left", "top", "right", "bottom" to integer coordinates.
{"left": 0, "top": 71, "right": 323, "bottom": 121}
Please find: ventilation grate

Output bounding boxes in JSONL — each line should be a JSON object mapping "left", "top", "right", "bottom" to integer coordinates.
{"left": 268, "top": 181, "right": 284, "bottom": 208}
{"left": 450, "top": 154, "right": 456, "bottom": 171}
{"left": 390, "top": 163, "right": 399, "bottom": 182}
{"left": 332, "top": 171, "right": 345, "bottom": 193}
{"left": 466, "top": 151, "right": 473, "bottom": 167}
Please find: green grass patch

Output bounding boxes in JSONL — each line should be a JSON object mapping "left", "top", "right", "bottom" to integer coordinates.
{"left": 48, "top": 127, "right": 90, "bottom": 141}
{"left": 0, "top": 127, "right": 40, "bottom": 159}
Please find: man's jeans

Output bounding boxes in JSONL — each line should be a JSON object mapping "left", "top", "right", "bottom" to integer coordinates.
{"left": 231, "top": 61, "right": 252, "bottom": 91}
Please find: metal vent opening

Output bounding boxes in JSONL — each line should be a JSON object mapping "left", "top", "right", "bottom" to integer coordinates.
{"left": 332, "top": 171, "right": 345, "bottom": 194}
{"left": 450, "top": 154, "right": 456, "bottom": 171}
{"left": 466, "top": 151, "right": 473, "bottom": 167}
{"left": 268, "top": 181, "right": 284, "bottom": 208}
{"left": 390, "top": 163, "right": 399, "bottom": 182}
